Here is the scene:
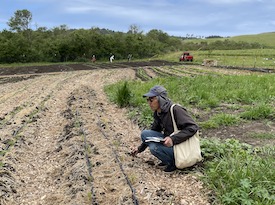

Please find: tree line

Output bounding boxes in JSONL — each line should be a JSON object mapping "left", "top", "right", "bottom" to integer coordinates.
{"left": 0, "top": 10, "right": 264, "bottom": 64}
{"left": 0, "top": 10, "right": 184, "bottom": 63}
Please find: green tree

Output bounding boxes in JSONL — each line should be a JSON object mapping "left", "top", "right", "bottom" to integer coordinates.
{"left": 0, "top": 32, "right": 33, "bottom": 63}
{"left": 8, "top": 9, "right": 32, "bottom": 32}
{"left": 147, "top": 29, "right": 169, "bottom": 44}
{"left": 127, "top": 24, "right": 143, "bottom": 34}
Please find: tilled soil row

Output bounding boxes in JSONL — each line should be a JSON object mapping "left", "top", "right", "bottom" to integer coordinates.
{"left": 66, "top": 87, "right": 137, "bottom": 204}
{"left": 0, "top": 68, "right": 209, "bottom": 205}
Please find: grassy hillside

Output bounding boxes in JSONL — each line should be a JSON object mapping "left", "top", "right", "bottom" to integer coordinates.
{"left": 231, "top": 32, "right": 275, "bottom": 48}
{"left": 184, "top": 32, "right": 275, "bottom": 48}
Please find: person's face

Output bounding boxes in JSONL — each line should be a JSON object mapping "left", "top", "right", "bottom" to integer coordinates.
{"left": 146, "top": 96, "right": 160, "bottom": 111}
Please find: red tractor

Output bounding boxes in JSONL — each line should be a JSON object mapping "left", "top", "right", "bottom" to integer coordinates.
{"left": 179, "top": 52, "right": 193, "bottom": 62}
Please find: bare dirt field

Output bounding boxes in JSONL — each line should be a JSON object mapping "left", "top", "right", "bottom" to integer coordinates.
{"left": 0, "top": 61, "right": 274, "bottom": 205}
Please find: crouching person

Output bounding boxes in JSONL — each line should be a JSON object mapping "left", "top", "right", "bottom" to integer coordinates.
{"left": 131, "top": 85, "right": 199, "bottom": 172}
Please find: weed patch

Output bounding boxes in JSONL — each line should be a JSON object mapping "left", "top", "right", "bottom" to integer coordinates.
{"left": 201, "top": 138, "right": 275, "bottom": 205}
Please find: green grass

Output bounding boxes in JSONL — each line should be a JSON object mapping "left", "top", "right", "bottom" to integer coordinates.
{"left": 199, "top": 113, "right": 240, "bottom": 129}
{"left": 201, "top": 138, "right": 275, "bottom": 205}
{"left": 240, "top": 103, "right": 274, "bottom": 120}
{"left": 105, "top": 74, "right": 275, "bottom": 127}
{"left": 249, "top": 132, "right": 275, "bottom": 140}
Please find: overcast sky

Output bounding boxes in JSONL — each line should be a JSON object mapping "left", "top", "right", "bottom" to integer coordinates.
{"left": 1, "top": 0, "right": 275, "bottom": 37}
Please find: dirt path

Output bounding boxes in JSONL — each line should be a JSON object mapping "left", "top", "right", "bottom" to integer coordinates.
{"left": 0, "top": 69, "right": 209, "bottom": 205}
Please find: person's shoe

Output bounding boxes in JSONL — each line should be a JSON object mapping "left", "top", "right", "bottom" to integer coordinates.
{"left": 157, "top": 162, "right": 166, "bottom": 168}
{"left": 164, "top": 165, "right": 177, "bottom": 173}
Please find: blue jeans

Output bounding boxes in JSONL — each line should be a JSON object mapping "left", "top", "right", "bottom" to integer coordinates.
{"left": 141, "top": 130, "right": 175, "bottom": 167}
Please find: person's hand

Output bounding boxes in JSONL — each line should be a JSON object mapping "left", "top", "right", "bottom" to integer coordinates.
{"left": 163, "top": 137, "right": 173, "bottom": 147}
{"left": 130, "top": 147, "right": 139, "bottom": 157}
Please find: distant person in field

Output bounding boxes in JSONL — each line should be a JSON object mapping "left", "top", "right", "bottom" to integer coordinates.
{"left": 91, "top": 55, "right": 96, "bottom": 63}
{"left": 131, "top": 85, "right": 199, "bottom": 172}
{"left": 110, "top": 54, "right": 115, "bottom": 63}
{"left": 127, "top": 53, "right": 132, "bottom": 62}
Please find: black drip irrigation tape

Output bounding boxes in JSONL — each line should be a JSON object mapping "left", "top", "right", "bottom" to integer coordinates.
{"left": 75, "top": 110, "right": 98, "bottom": 205}
{"left": 96, "top": 116, "right": 139, "bottom": 205}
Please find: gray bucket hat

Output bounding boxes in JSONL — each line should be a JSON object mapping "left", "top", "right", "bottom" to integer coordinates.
{"left": 143, "top": 85, "right": 167, "bottom": 97}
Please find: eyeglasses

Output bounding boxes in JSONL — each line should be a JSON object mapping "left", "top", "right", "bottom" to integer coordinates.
{"left": 146, "top": 97, "right": 155, "bottom": 102}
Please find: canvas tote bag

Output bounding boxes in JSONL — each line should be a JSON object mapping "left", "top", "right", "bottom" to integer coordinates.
{"left": 170, "top": 104, "right": 202, "bottom": 169}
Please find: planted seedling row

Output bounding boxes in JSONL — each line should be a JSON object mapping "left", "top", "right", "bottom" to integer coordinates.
{"left": 95, "top": 114, "right": 139, "bottom": 205}
{"left": 55, "top": 95, "right": 98, "bottom": 204}
{"left": 65, "top": 87, "right": 140, "bottom": 204}
{"left": 157, "top": 66, "right": 195, "bottom": 77}
{"left": 167, "top": 66, "right": 211, "bottom": 76}
{"left": 135, "top": 68, "right": 153, "bottom": 81}
{"left": 0, "top": 93, "right": 51, "bottom": 156}
{"left": 151, "top": 67, "right": 177, "bottom": 77}
{"left": 0, "top": 75, "right": 60, "bottom": 124}
{"left": 0, "top": 93, "right": 52, "bottom": 203}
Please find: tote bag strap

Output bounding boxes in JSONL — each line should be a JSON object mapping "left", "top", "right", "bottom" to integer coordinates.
{"left": 170, "top": 104, "right": 179, "bottom": 135}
